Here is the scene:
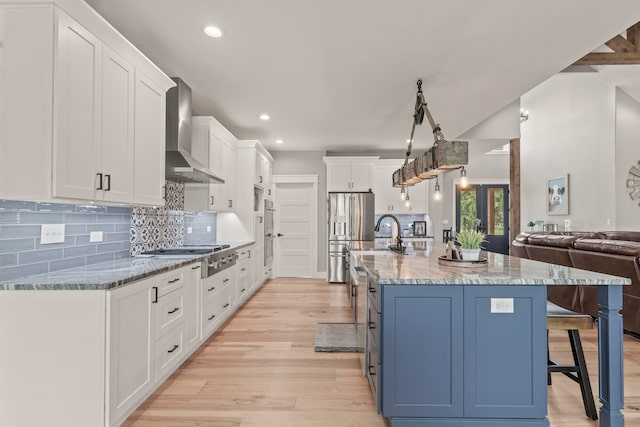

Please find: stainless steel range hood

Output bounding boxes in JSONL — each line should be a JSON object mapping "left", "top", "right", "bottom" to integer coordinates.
{"left": 165, "top": 77, "right": 224, "bottom": 184}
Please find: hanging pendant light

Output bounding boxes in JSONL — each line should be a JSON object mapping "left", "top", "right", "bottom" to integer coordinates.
{"left": 433, "top": 177, "right": 442, "bottom": 201}
{"left": 405, "top": 188, "right": 411, "bottom": 207}
{"left": 400, "top": 186, "right": 406, "bottom": 200}
{"left": 459, "top": 167, "right": 468, "bottom": 188}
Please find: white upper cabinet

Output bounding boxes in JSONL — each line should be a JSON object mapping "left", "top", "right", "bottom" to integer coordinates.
{"left": 323, "top": 157, "right": 378, "bottom": 192}
{"left": 374, "top": 159, "right": 429, "bottom": 214}
{"left": 133, "top": 72, "right": 166, "bottom": 206}
{"left": 53, "top": 11, "right": 103, "bottom": 201}
{"left": 101, "top": 46, "right": 135, "bottom": 203}
{"left": 0, "top": 3, "right": 174, "bottom": 206}
{"left": 184, "top": 116, "right": 237, "bottom": 212}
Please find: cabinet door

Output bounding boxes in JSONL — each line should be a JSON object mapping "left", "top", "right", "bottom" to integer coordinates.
{"left": 327, "top": 164, "right": 352, "bottom": 191}
{"left": 374, "top": 165, "right": 391, "bottom": 213}
{"left": 382, "top": 285, "right": 464, "bottom": 418}
{"left": 225, "top": 142, "right": 237, "bottom": 211}
{"left": 349, "top": 163, "right": 373, "bottom": 191}
{"left": 209, "top": 129, "right": 224, "bottom": 178}
{"left": 408, "top": 182, "right": 429, "bottom": 214}
{"left": 462, "top": 286, "right": 547, "bottom": 419}
{"left": 53, "top": 11, "right": 102, "bottom": 200}
{"left": 133, "top": 71, "right": 166, "bottom": 206}
{"left": 107, "top": 277, "right": 156, "bottom": 426}
{"left": 184, "top": 263, "right": 202, "bottom": 352}
{"left": 101, "top": 45, "right": 134, "bottom": 203}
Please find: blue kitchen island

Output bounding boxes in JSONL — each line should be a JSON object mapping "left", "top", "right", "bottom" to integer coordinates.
{"left": 352, "top": 243, "right": 629, "bottom": 427}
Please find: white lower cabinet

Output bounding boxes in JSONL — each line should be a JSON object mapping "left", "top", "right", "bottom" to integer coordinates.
{"left": 3, "top": 253, "right": 260, "bottom": 427}
{"left": 107, "top": 277, "right": 157, "bottom": 427}
{"left": 107, "top": 263, "right": 192, "bottom": 426}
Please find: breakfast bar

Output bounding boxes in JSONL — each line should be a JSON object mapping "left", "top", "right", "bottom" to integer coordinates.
{"left": 352, "top": 244, "right": 629, "bottom": 427}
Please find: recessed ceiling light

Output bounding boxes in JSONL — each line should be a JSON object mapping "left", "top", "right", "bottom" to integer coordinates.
{"left": 275, "top": 139, "right": 284, "bottom": 144}
{"left": 204, "top": 26, "right": 223, "bottom": 38}
{"left": 259, "top": 114, "right": 270, "bottom": 121}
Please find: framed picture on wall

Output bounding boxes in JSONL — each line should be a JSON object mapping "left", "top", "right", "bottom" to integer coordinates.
{"left": 546, "top": 174, "right": 569, "bottom": 215}
{"left": 413, "top": 221, "right": 427, "bottom": 237}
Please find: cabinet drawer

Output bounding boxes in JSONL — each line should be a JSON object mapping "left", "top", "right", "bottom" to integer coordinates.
{"left": 237, "top": 259, "right": 249, "bottom": 278}
{"left": 156, "top": 287, "right": 184, "bottom": 337}
{"left": 237, "top": 273, "right": 250, "bottom": 300}
{"left": 155, "top": 268, "right": 185, "bottom": 297}
{"left": 201, "top": 286, "right": 232, "bottom": 337}
{"left": 201, "top": 271, "right": 232, "bottom": 300}
{"left": 367, "top": 281, "right": 379, "bottom": 311}
{"left": 155, "top": 322, "right": 184, "bottom": 379}
{"left": 367, "top": 329, "right": 379, "bottom": 409}
{"left": 367, "top": 300, "right": 378, "bottom": 348}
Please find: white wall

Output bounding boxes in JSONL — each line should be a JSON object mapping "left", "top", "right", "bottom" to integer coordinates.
{"left": 615, "top": 88, "right": 640, "bottom": 230}
{"left": 521, "top": 73, "right": 616, "bottom": 231}
{"left": 271, "top": 151, "right": 327, "bottom": 272}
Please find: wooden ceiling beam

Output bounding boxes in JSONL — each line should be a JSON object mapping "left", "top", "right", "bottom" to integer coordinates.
{"left": 574, "top": 51, "right": 640, "bottom": 65}
{"left": 628, "top": 22, "right": 640, "bottom": 50}
{"left": 605, "top": 35, "right": 636, "bottom": 52}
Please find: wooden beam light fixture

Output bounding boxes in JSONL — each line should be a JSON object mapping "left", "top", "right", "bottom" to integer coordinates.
{"left": 392, "top": 80, "right": 468, "bottom": 188}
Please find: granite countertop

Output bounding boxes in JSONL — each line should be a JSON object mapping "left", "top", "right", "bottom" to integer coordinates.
{"left": 354, "top": 243, "right": 631, "bottom": 286}
{"left": 0, "top": 241, "right": 254, "bottom": 291}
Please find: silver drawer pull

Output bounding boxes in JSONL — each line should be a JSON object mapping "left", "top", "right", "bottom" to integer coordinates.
{"left": 167, "top": 344, "right": 179, "bottom": 354}
{"left": 192, "top": 265, "right": 201, "bottom": 270}
{"left": 168, "top": 278, "right": 180, "bottom": 284}
{"left": 208, "top": 314, "right": 216, "bottom": 321}
{"left": 168, "top": 307, "right": 180, "bottom": 314}
{"left": 208, "top": 286, "right": 216, "bottom": 292}
{"left": 223, "top": 278, "right": 229, "bottom": 283}
{"left": 223, "top": 303, "right": 230, "bottom": 308}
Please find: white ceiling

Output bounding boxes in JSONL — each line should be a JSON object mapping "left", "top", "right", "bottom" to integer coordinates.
{"left": 86, "top": 0, "right": 640, "bottom": 153}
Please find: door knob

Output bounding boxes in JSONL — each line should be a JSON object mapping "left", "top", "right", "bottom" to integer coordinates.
{"left": 277, "top": 233, "right": 284, "bottom": 237}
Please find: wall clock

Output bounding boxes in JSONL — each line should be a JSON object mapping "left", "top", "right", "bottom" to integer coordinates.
{"left": 627, "top": 161, "right": 640, "bottom": 201}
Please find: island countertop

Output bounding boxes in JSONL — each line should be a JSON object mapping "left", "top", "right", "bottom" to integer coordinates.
{"left": 352, "top": 241, "right": 630, "bottom": 286}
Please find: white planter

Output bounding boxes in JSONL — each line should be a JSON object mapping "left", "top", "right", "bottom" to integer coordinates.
{"left": 461, "top": 248, "right": 481, "bottom": 261}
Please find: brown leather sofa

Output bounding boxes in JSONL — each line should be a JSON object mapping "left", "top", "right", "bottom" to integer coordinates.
{"left": 512, "top": 231, "right": 640, "bottom": 335}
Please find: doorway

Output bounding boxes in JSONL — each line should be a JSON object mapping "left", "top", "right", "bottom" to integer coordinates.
{"left": 455, "top": 184, "right": 509, "bottom": 255}
{"left": 273, "top": 176, "right": 318, "bottom": 278}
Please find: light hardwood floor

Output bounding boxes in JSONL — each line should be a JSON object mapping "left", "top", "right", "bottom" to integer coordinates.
{"left": 123, "top": 278, "right": 640, "bottom": 427}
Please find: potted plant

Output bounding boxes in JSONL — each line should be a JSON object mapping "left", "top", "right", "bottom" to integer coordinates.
{"left": 455, "top": 229, "right": 487, "bottom": 261}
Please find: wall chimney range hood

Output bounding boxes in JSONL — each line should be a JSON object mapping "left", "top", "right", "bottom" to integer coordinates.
{"left": 165, "top": 77, "right": 224, "bottom": 184}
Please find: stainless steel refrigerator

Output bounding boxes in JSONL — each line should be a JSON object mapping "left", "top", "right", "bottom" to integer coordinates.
{"left": 328, "top": 191, "right": 375, "bottom": 283}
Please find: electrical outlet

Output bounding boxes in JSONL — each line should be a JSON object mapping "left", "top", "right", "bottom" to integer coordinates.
{"left": 89, "top": 231, "right": 103, "bottom": 243}
{"left": 187, "top": 227, "right": 193, "bottom": 234}
{"left": 40, "top": 224, "right": 65, "bottom": 244}
{"left": 206, "top": 226, "right": 211, "bottom": 232}
{"left": 491, "top": 298, "right": 514, "bottom": 314}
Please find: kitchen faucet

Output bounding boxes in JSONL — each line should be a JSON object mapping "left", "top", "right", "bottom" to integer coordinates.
{"left": 374, "top": 214, "right": 404, "bottom": 253}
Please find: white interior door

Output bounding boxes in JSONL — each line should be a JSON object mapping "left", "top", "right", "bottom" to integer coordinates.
{"left": 274, "top": 178, "right": 317, "bottom": 278}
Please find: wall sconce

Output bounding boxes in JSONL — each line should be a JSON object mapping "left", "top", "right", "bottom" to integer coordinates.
{"left": 520, "top": 109, "right": 529, "bottom": 123}
{"left": 433, "top": 177, "right": 442, "bottom": 201}
{"left": 459, "top": 167, "right": 468, "bottom": 188}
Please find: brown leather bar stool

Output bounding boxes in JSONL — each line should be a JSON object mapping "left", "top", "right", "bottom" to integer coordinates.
{"left": 547, "top": 301, "right": 598, "bottom": 420}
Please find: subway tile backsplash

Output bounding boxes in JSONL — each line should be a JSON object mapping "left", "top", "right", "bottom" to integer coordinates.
{"left": 0, "top": 200, "right": 131, "bottom": 281}
{"left": 0, "top": 182, "right": 219, "bottom": 280}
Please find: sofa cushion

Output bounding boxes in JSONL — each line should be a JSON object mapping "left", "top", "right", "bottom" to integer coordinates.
{"left": 573, "top": 238, "right": 640, "bottom": 257}
{"left": 528, "top": 234, "right": 578, "bottom": 248}
{"left": 601, "top": 231, "right": 640, "bottom": 243}
{"left": 552, "top": 231, "right": 606, "bottom": 239}
{"left": 515, "top": 232, "right": 534, "bottom": 244}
